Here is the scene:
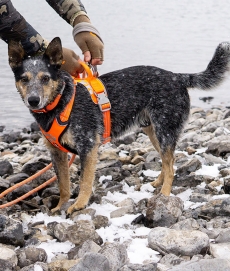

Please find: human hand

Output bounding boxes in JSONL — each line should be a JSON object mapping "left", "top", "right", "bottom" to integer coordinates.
{"left": 74, "top": 31, "right": 104, "bottom": 65}
{"left": 61, "top": 47, "right": 84, "bottom": 77}
{"left": 73, "top": 15, "right": 104, "bottom": 65}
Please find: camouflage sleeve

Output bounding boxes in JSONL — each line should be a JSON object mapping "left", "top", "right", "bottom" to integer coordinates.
{"left": 0, "top": 0, "right": 47, "bottom": 55}
{"left": 46, "top": 0, "right": 88, "bottom": 26}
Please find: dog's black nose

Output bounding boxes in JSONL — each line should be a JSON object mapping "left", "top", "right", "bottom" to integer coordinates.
{"left": 28, "top": 96, "right": 40, "bottom": 107}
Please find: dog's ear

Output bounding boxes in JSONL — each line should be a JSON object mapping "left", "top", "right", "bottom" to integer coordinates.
{"left": 43, "top": 37, "right": 63, "bottom": 68}
{"left": 8, "top": 40, "right": 26, "bottom": 70}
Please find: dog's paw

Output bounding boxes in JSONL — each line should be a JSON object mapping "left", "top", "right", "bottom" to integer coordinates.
{"left": 51, "top": 206, "right": 61, "bottom": 214}
{"left": 67, "top": 202, "right": 86, "bottom": 215}
{"left": 160, "top": 187, "right": 171, "bottom": 196}
{"left": 150, "top": 179, "right": 163, "bottom": 188}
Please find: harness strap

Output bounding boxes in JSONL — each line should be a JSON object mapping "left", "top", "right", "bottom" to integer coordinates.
{"left": 73, "top": 60, "right": 111, "bottom": 144}
{"left": 39, "top": 87, "right": 76, "bottom": 152}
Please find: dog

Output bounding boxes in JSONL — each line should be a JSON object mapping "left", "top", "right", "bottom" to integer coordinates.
{"left": 8, "top": 37, "right": 230, "bottom": 214}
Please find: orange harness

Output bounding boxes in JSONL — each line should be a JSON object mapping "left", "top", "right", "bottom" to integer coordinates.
{"left": 32, "top": 61, "right": 111, "bottom": 153}
{"left": 34, "top": 86, "right": 76, "bottom": 153}
{"left": 73, "top": 60, "right": 111, "bottom": 144}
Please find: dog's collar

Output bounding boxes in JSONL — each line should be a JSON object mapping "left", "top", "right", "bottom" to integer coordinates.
{"left": 32, "top": 81, "right": 65, "bottom": 113}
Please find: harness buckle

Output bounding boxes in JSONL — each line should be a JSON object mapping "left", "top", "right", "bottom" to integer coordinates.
{"left": 95, "top": 91, "right": 111, "bottom": 112}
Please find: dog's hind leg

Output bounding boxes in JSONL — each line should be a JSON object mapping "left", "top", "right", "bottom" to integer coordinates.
{"left": 44, "top": 140, "right": 71, "bottom": 213}
{"left": 142, "top": 124, "right": 175, "bottom": 195}
{"left": 142, "top": 125, "right": 164, "bottom": 187}
{"left": 67, "top": 134, "right": 100, "bottom": 215}
{"left": 158, "top": 148, "right": 175, "bottom": 196}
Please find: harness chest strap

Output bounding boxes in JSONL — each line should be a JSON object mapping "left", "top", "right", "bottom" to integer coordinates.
{"left": 39, "top": 87, "right": 76, "bottom": 153}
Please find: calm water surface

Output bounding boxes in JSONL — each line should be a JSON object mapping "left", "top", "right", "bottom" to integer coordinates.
{"left": 1, "top": 0, "right": 230, "bottom": 129}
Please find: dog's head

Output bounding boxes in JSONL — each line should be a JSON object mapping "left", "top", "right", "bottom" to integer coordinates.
{"left": 8, "top": 37, "right": 64, "bottom": 110}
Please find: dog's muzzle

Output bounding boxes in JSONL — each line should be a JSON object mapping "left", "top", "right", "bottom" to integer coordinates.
{"left": 28, "top": 96, "right": 40, "bottom": 107}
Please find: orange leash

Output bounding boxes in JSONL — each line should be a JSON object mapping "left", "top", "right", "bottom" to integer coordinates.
{"left": 0, "top": 154, "right": 76, "bottom": 209}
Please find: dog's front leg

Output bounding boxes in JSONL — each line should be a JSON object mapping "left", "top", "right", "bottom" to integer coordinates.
{"left": 67, "top": 135, "right": 100, "bottom": 215}
{"left": 44, "top": 139, "right": 70, "bottom": 213}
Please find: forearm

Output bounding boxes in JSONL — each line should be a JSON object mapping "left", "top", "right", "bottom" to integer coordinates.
{"left": 0, "top": 0, "right": 47, "bottom": 54}
{"left": 46, "top": 0, "right": 88, "bottom": 26}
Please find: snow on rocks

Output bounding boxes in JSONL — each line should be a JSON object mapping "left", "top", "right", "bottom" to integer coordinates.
{"left": 1, "top": 106, "right": 230, "bottom": 270}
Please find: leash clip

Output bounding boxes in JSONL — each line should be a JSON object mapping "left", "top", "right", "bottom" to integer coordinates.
{"left": 88, "top": 63, "right": 99, "bottom": 77}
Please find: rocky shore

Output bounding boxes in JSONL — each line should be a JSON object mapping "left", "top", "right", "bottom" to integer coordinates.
{"left": 1, "top": 105, "right": 230, "bottom": 271}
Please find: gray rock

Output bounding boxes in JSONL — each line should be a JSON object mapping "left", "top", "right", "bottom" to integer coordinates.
{"left": 201, "top": 122, "right": 219, "bottom": 133}
{"left": 145, "top": 194, "right": 183, "bottom": 228}
{"left": 66, "top": 220, "right": 103, "bottom": 246}
{"left": 202, "top": 153, "right": 226, "bottom": 165}
{"left": 189, "top": 193, "right": 211, "bottom": 203}
{"left": 0, "top": 160, "right": 13, "bottom": 176}
{"left": 6, "top": 172, "right": 29, "bottom": 185}
{"left": 160, "top": 253, "right": 185, "bottom": 267}
{"left": 124, "top": 176, "right": 140, "bottom": 186}
{"left": 144, "top": 151, "right": 160, "bottom": 162}
{"left": 70, "top": 208, "right": 96, "bottom": 221}
{"left": 173, "top": 173, "right": 209, "bottom": 187}
{"left": 93, "top": 215, "right": 109, "bottom": 229}
{"left": 215, "top": 228, "right": 230, "bottom": 243}
{"left": 6, "top": 184, "right": 33, "bottom": 202}
{"left": 69, "top": 253, "right": 110, "bottom": 271}
{"left": 148, "top": 227, "right": 209, "bottom": 256}
{"left": 110, "top": 206, "right": 134, "bottom": 218}
{"left": 48, "top": 259, "right": 80, "bottom": 271}
{"left": 0, "top": 246, "right": 18, "bottom": 271}
{"left": 169, "top": 258, "right": 230, "bottom": 271}
{"left": 21, "top": 161, "right": 47, "bottom": 176}
{"left": 119, "top": 263, "right": 157, "bottom": 271}
{"left": 99, "top": 243, "right": 128, "bottom": 271}
{"left": 175, "top": 158, "right": 202, "bottom": 177}
{"left": 110, "top": 198, "right": 135, "bottom": 218}
{"left": 144, "top": 161, "right": 162, "bottom": 171}
{"left": 78, "top": 240, "right": 101, "bottom": 258}
{"left": 0, "top": 215, "right": 24, "bottom": 246}
{"left": 171, "top": 218, "right": 200, "bottom": 231}
{"left": 210, "top": 243, "right": 230, "bottom": 259}
{"left": 206, "top": 140, "right": 230, "bottom": 157}
{"left": 20, "top": 262, "right": 48, "bottom": 271}
{"left": 199, "top": 197, "right": 230, "bottom": 218}
{"left": 16, "top": 247, "right": 47, "bottom": 268}
{"left": 0, "top": 177, "right": 10, "bottom": 190}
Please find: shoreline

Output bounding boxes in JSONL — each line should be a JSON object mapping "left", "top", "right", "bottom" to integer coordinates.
{"left": 1, "top": 105, "right": 230, "bottom": 270}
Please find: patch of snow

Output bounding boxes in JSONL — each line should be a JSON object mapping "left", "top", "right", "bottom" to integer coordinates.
{"left": 37, "top": 240, "right": 74, "bottom": 263}
{"left": 195, "top": 164, "right": 220, "bottom": 177}
{"left": 142, "top": 169, "right": 161, "bottom": 178}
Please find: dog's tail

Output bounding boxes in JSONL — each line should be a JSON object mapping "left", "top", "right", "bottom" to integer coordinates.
{"left": 184, "top": 42, "right": 230, "bottom": 90}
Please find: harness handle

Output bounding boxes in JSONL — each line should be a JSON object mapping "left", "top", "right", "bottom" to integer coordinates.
{"left": 77, "top": 60, "right": 96, "bottom": 79}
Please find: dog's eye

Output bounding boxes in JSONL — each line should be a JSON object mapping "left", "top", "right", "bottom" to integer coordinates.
{"left": 21, "top": 76, "right": 29, "bottom": 83}
{"left": 42, "top": 75, "right": 50, "bottom": 83}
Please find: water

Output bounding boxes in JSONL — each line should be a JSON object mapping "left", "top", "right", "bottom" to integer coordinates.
{"left": 1, "top": 0, "right": 230, "bottom": 129}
